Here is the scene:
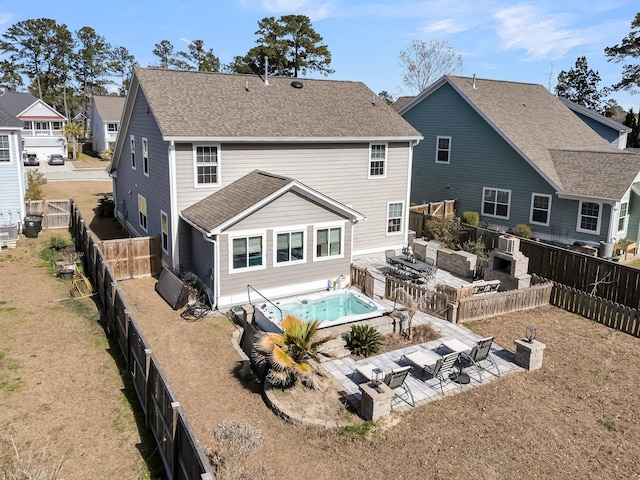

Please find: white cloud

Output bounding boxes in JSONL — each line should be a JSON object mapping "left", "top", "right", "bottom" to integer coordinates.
{"left": 422, "top": 19, "right": 470, "bottom": 35}
{"left": 238, "top": 0, "right": 335, "bottom": 20}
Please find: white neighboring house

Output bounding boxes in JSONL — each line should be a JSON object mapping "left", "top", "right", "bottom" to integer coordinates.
{"left": 0, "top": 105, "right": 26, "bottom": 234}
{"left": 0, "top": 92, "right": 67, "bottom": 164}
{"left": 91, "top": 95, "right": 125, "bottom": 153}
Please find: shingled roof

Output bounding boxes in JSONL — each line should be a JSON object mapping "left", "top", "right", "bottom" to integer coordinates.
{"left": 132, "top": 67, "right": 421, "bottom": 140}
{"left": 399, "top": 75, "right": 640, "bottom": 197}
{"left": 93, "top": 96, "right": 125, "bottom": 123}
{"left": 181, "top": 170, "right": 364, "bottom": 233}
{"left": 0, "top": 106, "right": 24, "bottom": 128}
{"left": 0, "top": 92, "right": 39, "bottom": 117}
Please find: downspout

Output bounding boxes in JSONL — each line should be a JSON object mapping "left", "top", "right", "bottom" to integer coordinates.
{"left": 168, "top": 141, "right": 180, "bottom": 271}
{"left": 201, "top": 233, "right": 219, "bottom": 310}
{"left": 606, "top": 203, "right": 617, "bottom": 245}
{"left": 406, "top": 138, "right": 421, "bottom": 244}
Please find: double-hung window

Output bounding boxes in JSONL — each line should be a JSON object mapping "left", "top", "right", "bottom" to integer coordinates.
{"left": 107, "top": 123, "right": 118, "bottom": 133}
{"left": 0, "top": 135, "right": 10, "bottom": 163}
{"left": 130, "top": 136, "right": 136, "bottom": 169}
{"left": 142, "top": 138, "right": 149, "bottom": 176}
{"left": 138, "top": 194, "right": 147, "bottom": 232}
{"left": 482, "top": 187, "right": 511, "bottom": 219}
{"left": 195, "top": 145, "right": 219, "bottom": 186}
{"left": 435, "top": 136, "right": 451, "bottom": 164}
{"left": 232, "top": 235, "right": 264, "bottom": 270}
{"left": 577, "top": 201, "right": 601, "bottom": 234}
{"left": 618, "top": 202, "right": 628, "bottom": 232}
{"left": 160, "top": 211, "right": 169, "bottom": 253}
{"left": 530, "top": 193, "right": 552, "bottom": 226}
{"left": 369, "top": 143, "right": 386, "bottom": 178}
{"left": 387, "top": 202, "right": 403, "bottom": 234}
{"left": 276, "top": 230, "right": 305, "bottom": 264}
{"left": 315, "top": 227, "right": 342, "bottom": 259}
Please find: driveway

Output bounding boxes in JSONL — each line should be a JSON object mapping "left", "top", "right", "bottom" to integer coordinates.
{"left": 26, "top": 160, "right": 110, "bottom": 181}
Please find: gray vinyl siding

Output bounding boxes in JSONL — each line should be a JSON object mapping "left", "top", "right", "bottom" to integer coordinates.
{"left": 174, "top": 141, "right": 412, "bottom": 253}
{"left": 628, "top": 191, "right": 640, "bottom": 242}
{"left": 404, "top": 83, "right": 614, "bottom": 244}
{"left": 113, "top": 89, "right": 173, "bottom": 265}
{"left": 0, "top": 131, "right": 25, "bottom": 223}
{"left": 571, "top": 112, "right": 621, "bottom": 147}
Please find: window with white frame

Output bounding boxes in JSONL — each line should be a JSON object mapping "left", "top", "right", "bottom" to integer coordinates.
{"left": 435, "top": 136, "right": 451, "bottom": 164}
{"left": 276, "top": 231, "right": 305, "bottom": 264}
{"left": 138, "top": 194, "right": 147, "bottom": 231}
{"left": 577, "top": 201, "right": 601, "bottom": 233}
{"left": 107, "top": 123, "right": 118, "bottom": 133}
{"left": 387, "top": 202, "right": 403, "bottom": 234}
{"left": 195, "top": 145, "right": 219, "bottom": 185}
{"left": 316, "top": 227, "right": 342, "bottom": 258}
{"left": 0, "top": 135, "right": 10, "bottom": 162}
{"left": 161, "top": 211, "right": 169, "bottom": 253}
{"left": 130, "top": 136, "right": 136, "bottom": 169}
{"left": 618, "top": 202, "right": 628, "bottom": 232}
{"left": 142, "top": 138, "right": 149, "bottom": 176}
{"left": 23, "top": 121, "right": 31, "bottom": 130}
{"left": 52, "top": 121, "right": 62, "bottom": 130}
{"left": 482, "top": 187, "right": 511, "bottom": 219}
{"left": 232, "top": 235, "right": 263, "bottom": 270}
{"left": 369, "top": 144, "right": 386, "bottom": 178}
{"left": 530, "top": 193, "right": 552, "bottom": 226}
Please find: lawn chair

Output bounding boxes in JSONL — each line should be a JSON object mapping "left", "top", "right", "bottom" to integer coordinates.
{"left": 403, "top": 350, "right": 461, "bottom": 396}
{"left": 354, "top": 364, "right": 415, "bottom": 408}
{"left": 461, "top": 336, "right": 501, "bottom": 382}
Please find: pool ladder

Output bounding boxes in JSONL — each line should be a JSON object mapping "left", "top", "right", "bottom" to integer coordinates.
{"left": 247, "top": 284, "right": 283, "bottom": 323}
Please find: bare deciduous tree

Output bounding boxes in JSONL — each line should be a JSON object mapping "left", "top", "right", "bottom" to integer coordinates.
{"left": 399, "top": 39, "right": 463, "bottom": 94}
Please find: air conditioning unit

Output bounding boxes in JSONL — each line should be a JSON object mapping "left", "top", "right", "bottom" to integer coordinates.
{"left": 498, "top": 235, "right": 519, "bottom": 255}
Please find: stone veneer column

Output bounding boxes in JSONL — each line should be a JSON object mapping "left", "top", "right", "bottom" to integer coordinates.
{"left": 359, "top": 382, "right": 394, "bottom": 420}
{"left": 514, "top": 339, "right": 546, "bottom": 370}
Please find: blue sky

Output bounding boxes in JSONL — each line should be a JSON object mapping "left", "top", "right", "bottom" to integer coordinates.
{"left": 1, "top": 0, "right": 638, "bottom": 111}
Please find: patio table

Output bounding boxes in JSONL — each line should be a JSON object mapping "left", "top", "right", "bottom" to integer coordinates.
{"left": 439, "top": 338, "right": 472, "bottom": 384}
{"left": 390, "top": 255, "right": 436, "bottom": 282}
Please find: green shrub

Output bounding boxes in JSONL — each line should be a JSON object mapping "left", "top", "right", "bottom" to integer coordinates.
{"left": 423, "top": 216, "right": 461, "bottom": 249}
{"left": 458, "top": 238, "right": 488, "bottom": 259}
{"left": 345, "top": 325, "right": 382, "bottom": 357}
{"left": 49, "top": 235, "right": 70, "bottom": 251}
{"left": 514, "top": 223, "right": 533, "bottom": 239}
{"left": 461, "top": 211, "right": 479, "bottom": 226}
{"left": 94, "top": 193, "right": 115, "bottom": 218}
{"left": 25, "top": 169, "right": 45, "bottom": 201}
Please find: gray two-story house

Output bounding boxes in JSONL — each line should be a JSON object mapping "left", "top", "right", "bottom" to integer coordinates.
{"left": 108, "top": 67, "right": 422, "bottom": 308}
{"left": 399, "top": 75, "right": 640, "bottom": 249}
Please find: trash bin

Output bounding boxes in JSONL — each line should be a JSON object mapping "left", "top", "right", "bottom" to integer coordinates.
{"left": 24, "top": 213, "right": 43, "bottom": 238}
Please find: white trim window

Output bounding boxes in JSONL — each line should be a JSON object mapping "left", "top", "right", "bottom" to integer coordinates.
{"left": 194, "top": 145, "right": 219, "bottom": 186}
{"left": 130, "top": 135, "right": 136, "bottom": 169}
{"left": 231, "top": 234, "right": 264, "bottom": 271}
{"left": 160, "top": 210, "right": 169, "bottom": 254}
{"left": 275, "top": 230, "right": 305, "bottom": 265}
{"left": 0, "top": 135, "right": 10, "bottom": 162}
{"left": 315, "top": 226, "right": 342, "bottom": 260}
{"left": 576, "top": 201, "right": 601, "bottom": 234}
{"left": 142, "top": 138, "right": 149, "bottom": 176}
{"left": 529, "top": 193, "right": 552, "bottom": 226}
{"left": 107, "top": 123, "right": 118, "bottom": 133}
{"left": 618, "top": 202, "right": 628, "bottom": 232}
{"left": 368, "top": 143, "right": 387, "bottom": 178}
{"left": 387, "top": 201, "right": 404, "bottom": 234}
{"left": 138, "top": 194, "right": 147, "bottom": 232}
{"left": 435, "top": 136, "right": 451, "bottom": 164}
{"left": 482, "top": 187, "right": 511, "bottom": 219}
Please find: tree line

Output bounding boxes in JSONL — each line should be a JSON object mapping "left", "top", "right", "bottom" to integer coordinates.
{"left": 0, "top": 15, "right": 332, "bottom": 123}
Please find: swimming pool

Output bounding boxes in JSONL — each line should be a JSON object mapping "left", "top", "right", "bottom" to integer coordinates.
{"left": 253, "top": 289, "right": 388, "bottom": 333}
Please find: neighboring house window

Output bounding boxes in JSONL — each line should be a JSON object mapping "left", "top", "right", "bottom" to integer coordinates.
{"left": 387, "top": 202, "right": 403, "bottom": 234}
{"left": 276, "top": 230, "right": 305, "bottom": 264}
{"left": 161, "top": 211, "right": 169, "bottom": 254}
{"left": 23, "top": 121, "right": 31, "bottom": 130}
{"left": 577, "top": 201, "right": 601, "bottom": 234}
{"left": 130, "top": 136, "right": 136, "bottom": 169}
{"left": 195, "top": 145, "right": 219, "bottom": 186}
{"left": 232, "top": 235, "right": 263, "bottom": 270}
{"left": 107, "top": 123, "right": 118, "bottom": 133}
{"left": 435, "top": 136, "right": 451, "bottom": 164}
{"left": 369, "top": 143, "right": 386, "bottom": 178}
{"left": 138, "top": 194, "right": 147, "bottom": 232}
{"left": 142, "top": 138, "right": 149, "bottom": 176}
{"left": 530, "top": 193, "right": 552, "bottom": 226}
{"left": 482, "top": 187, "right": 511, "bottom": 219}
{"left": 618, "top": 202, "right": 628, "bottom": 232}
{"left": 52, "top": 121, "right": 62, "bottom": 130}
{"left": 0, "top": 135, "right": 10, "bottom": 162}
{"left": 316, "top": 226, "right": 342, "bottom": 259}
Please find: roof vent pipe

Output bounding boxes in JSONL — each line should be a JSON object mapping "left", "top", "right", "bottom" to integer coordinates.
{"left": 264, "top": 56, "right": 269, "bottom": 85}
{"left": 472, "top": 74, "right": 476, "bottom": 89}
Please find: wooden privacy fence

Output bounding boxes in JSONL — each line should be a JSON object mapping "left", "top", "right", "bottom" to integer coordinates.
{"left": 550, "top": 282, "right": 640, "bottom": 337}
{"left": 25, "top": 199, "right": 71, "bottom": 229}
{"left": 460, "top": 225, "right": 640, "bottom": 310}
{"left": 455, "top": 282, "right": 553, "bottom": 323}
{"left": 99, "top": 236, "right": 162, "bottom": 280}
{"left": 350, "top": 263, "right": 375, "bottom": 298}
{"left": 71, "top": 202, "right": 214, "bottom": 480}
{"left": 409, "top": 200, "right": 457, "bottom": 238}
{"left": 384, "top": 276, "right": 450, "bottom": 320}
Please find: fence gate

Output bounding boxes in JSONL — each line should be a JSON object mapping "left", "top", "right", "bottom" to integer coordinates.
{"left": 25, "top": 199, "right": 71, "bottom": 229}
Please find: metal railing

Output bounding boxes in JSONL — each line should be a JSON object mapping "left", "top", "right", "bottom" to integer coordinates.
{"left": 247, "top": 284, "right": 283, "bottom": 323}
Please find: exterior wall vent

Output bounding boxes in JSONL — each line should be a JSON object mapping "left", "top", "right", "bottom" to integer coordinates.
{"left": 291, "top": 81, "right": 303, "bottom": 89}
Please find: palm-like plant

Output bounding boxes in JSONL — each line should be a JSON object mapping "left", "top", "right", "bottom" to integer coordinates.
{"left": 253, "top": 315, "right": 334, "bottom": 390}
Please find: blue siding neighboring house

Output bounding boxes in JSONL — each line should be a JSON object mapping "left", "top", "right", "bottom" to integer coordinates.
{"left": 399, "top": 75, "right": 640, "bottom": 249}
{"left": 0, "top": 106, "right": 26, "bottom": 236}
{"left": 559, "top": 97, "right": 630, "bottom": 149}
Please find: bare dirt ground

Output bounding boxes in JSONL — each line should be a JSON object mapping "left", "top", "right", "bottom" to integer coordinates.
{"left": 0, "top": 181, "right": 151, "bottom": 479}
{"left": 5, "top": 180, "right": 640, "bottom": 479}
